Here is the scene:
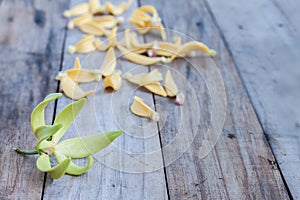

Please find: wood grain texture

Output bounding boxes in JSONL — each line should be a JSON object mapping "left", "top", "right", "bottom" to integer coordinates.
{"left": 140, "top": 0, "right": 290, "bottom": 199}
{"left": 205, "top": 0, "right": 300, "bottom": 198}
{"left": 0, "top": 0, "right": 68, "bottom": 199}
{"left": 42, "top": 0, "right": 168, "bottom": 199}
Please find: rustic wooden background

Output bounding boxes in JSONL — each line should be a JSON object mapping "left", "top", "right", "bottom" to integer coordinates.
{"left": 0, "top": 0, "right": 299, "bottom": 199}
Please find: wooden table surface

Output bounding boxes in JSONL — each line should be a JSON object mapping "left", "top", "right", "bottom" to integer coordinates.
{"left": 0, "top": 0, "right": 299, "bottom": 199}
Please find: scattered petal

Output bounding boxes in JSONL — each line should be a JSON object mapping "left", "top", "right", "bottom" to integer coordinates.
{"left": 78, "top": 21, "right": 108, "bottom": 36}
{"left": 104, "top": 70, "right": 122, "bottom": 90}
{"left": 63, "top": 3, "right": 90, "bottom": 18}
{"left": 60, "top": 75, "right": 95, "bottom": 100}
{"left": 117, "top": 44, "right": 162, "bottom": 65}
{"left": 144, "top": 82, "right": 167, "bottom": 97}
{"left": 130, "top": 96, "right": 159, "bottom": 121}
{"left": 106, "top": 0, "right": 133, "bottom": 16}
{"left": 67, "top": 13, "right": 93, "bottom": 30}
{"left": 164, "top": 70, "right": 178, "bottom": 97}
{"left": 68, "top": 35, "right": 96, "bottom": 54}
{"left": 124, "top": 69, "right": 163, "bottom": 85}
{"left": 98, "top": 47, "right": 116, "bottom": 77}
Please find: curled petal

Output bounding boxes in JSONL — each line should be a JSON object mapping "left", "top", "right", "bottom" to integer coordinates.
{"left": 104, "top": 70, "right": 122, "bottom": 91}
{"left": 63, "top": 3, "right": 90, "bottom": 18}
{"left": 68, "top": 35, "right": 96, "bottom": 54}
{"left": 144, "top": 82, "right": 167, "bottom": 97}
{"left": 94, "top": 38, "right": 110, "bottom": 51}
{"left": 171, "top": 41, "right": 216, "bottom": 61}
{"left": 59, "top": 75, "right": 95, "bottom": 100}
{"left": 52, "top": 98, "right": 86, "bottom": 144}
{"left": 67, "top": 13, "right": 93, "bottom": 30}
{"left": 152, "top": 41, "right": 179, "bottom": 57}
{"left": 106, "top": 0, "right": 133, "bottom": 16}
{"left": 98, "top": 47, "right": 116, "bottom": 77}
{"left": 36, "top": 154, "right": 71, "bottom": 179}
{"left": 54, "top": 150, "right": 94, "bottom": 175}
{"left": 89, "top": 0, "right": 105, "bottom": 14}
{"left": 130, "top": 96, "right": 159, "bottom": 121}
{"left": 35, "top": 124, "right": 62, "bottom": 141}
{"left": 78, "top": 21, "right": 108, "bottom": 36}
{"left": 93, "top": 16, "right": 123, "bottom": 29}
{"left": 124, "top": 69, "right": 163, "bottom": 85}
{"left": 55, "top": 130, "right": 123, "bottom": 158}
{"left": 164, "top": 70, "right": 178, "bottom": 97}
{"left": 108, "top": 27, "right": 118, "bottom": 48}
{"left": 31, "top": 93, "right": 62, "bottom": 132}
{"left": 117, "top": 45, "right": 162, "bottom": 65}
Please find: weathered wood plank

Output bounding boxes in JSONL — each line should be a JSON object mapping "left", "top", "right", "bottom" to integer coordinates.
{"left": 140, "top": 0, "right": 289, "bottom": 199}
{"left": 0, "top": 0, "right": 68, "bottom": 199}
{"left": 42, "top": 0, "right": 168, "bottom": 199}
{"left": 205, "top": 0, "right": 300, "bottom": 198}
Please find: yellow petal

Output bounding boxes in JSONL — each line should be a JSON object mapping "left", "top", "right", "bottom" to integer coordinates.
{"left": 60, "top": 75, "right": 95, "bottom": 100}
{"left": 106, "top": 0, "right": 133, "bottom": 16}
{"left": 124, "top": 69, "right": 163, "bottom": 85}
{"left": 98, "top": 47, "right": 116, "bottom": 77}
{"left": 171, "top": 41, "right": 216, "bottom": 60}
{"left": 104, "top": 70, "right": 122, "bottom": 90}
{"left": 63, "top": 3, "right": 90, "bottom": 18}
{"left": 78, "top": 21, "right": 108, "bottom": 36}
{"left": 89, "top": 0, "right": 105, "bottom": 14}
{"left": 93, "top": 16, "right": 123, "bottom": 29}
{"left": 108, "top": 27, "right": 118, "bottom": 47}
{"left": 94, "top": 38, "right": 110, "bottom": 51}
{"left": 73, "top": 57, "right": 81, "bottom": 69}
{"left": 152, "top": 41, "right": 179, "bottom": 57}
{"left": 130, "top": 96, "right": 159, "bottom": 121}
{"left": 68, "top": 35, "right": 96, "bottom": 54}
{"left": 173, "top": 36, "right": 182, "bottom": 46}
{"left": 117, "top": 45, "right": 162, "bottom": 65}
{"left": 67, "top": 13, "right": 93, "bottom": 30}
{"left": 144, "top": 82, "right": 167, "bottom": 97}
{"left": 164, "top": 70, "right": 178, "bottom": 97}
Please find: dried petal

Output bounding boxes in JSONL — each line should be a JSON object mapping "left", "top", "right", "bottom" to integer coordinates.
{"left": 56, "top": 58, "right": 101, "bottom": 83}
{"left": 171, "top": 41, "right": 216, "bottom": 60}
{"left": 106, "top": 0, "right": 133, "bottom": 16}
{"left": 104, "top": 70, "right": 122, "bottom": 90}
{"left": 68, "top": 35, "right": 96, "bottom": 54}
{"left": 98, "top": 47, "right": 116, "bottom": 77}
{"left": 117, "top": 44, "right": 162, "bottom": 65}
{"left": 63, "top": 3, "right": 90, "bottom": 18}
{"left": 130, "top": 96, "right": 159, "bottom": 121}
{"left": 144, "top": 82, "right": 167, "bottom": 97}
{"left": 56, "top": 130, "right": 123, "bottom": 158}
{"left": 164, "top": 70, "right": 178, "bottom": 97}
{"left": 78, "top": 21, "right": 108, "bottom": 36}
{"left": 124, "top": 69, "right": 163, "bottom": 85}
{"left": 60, "top": 75, "right": 95, "bottom": 100}
{"left": 67, "top": 13, "right": 93, "bottom": 30}
{"left": 89, "top": 0, "right": 105, "bottom": 14}
{"left": 108, "top": 27, "right": 118, "bottom": 47}
{"left": 94, "top": 38, "right": 110, "bottom": 51}
{"left": 93, "top": 15, "right": 123, "bottom": 29}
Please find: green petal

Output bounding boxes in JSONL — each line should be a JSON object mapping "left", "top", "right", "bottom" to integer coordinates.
{"left": 55, "top": 151, "right": 94, "bottom": 175}
{"left": 35, "top": 124, "right": 63, "bottom": 141}
{"left": 36, "top": 154, "right": 71, "bottom": 179}
{"left": 31, "top": 93, "right": 62, "bottom": 133}
{"left": 52, "top": 98, "right": 86, "bottom": 144}
{"left": 56, "top": 130, "right": 123, "bottom": 158}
